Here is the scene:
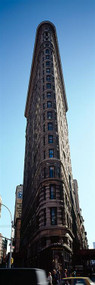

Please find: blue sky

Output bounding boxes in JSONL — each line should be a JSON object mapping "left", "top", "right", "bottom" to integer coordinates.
{"left": 0, "top": 0, "right": 95, "bottom": 249}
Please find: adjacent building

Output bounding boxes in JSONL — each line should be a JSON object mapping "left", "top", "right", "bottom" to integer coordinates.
{"left": 0, "top": 234, "right": 3, "bottom": 264}
{"left": 20, "top": 21, "right": 87, "bottom": 270}
{"left": 14, "top": 185, "right": 23, "bottom": 253}
{"left": 0, "top": 234, "right": 8, "bottom": 266}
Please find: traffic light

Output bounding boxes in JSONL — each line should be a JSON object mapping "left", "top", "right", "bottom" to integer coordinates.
{"left": 3, "top": 238, "right": 7, "bottom": 250}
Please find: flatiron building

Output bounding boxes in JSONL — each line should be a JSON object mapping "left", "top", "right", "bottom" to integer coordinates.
{"left": 20, "top": 21, "right": 87, "bottom": 270}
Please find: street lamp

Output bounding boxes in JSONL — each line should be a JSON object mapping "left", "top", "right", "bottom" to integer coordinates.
{"left": 0, "top": 202, "right": 13, "bottom": 268}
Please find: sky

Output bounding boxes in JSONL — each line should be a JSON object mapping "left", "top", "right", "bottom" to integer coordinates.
{"left": 0, "top": 0, "right": 95, "bottom": 250}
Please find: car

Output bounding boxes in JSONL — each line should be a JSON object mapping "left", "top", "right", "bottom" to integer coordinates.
{"left": 91, "top": 274, "right": 95, "bottom": 283}
{"left": 61, "top": 277, "right": 95, "bottom": 285}
{"left": 0, "top": 268, "right": 48, "bottom": 285}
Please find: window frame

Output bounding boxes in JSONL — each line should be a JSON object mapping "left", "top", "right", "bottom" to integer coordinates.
{"left": 50, "top": 207, "right": 57, "bottom": 225}
{"left": 46, "top": 55, "right": 50, "bottom": 59}
{"left": 46, "top": 61, "right": 50, "bottom": 66}
{"left": 47, "top": 92, "right": 51, "bottom": 98}
{"left": 46, "top": 68, "right": 50, "bottom": 73}
{"left": 48, "top": 135, "right": 53, "bottom": 144}
{"left": 47, "top": 111, "right": 52, "bottom": 119}
{"left": 46, "top": 75, "right": 51, "bottom": 81}
{"left": 49, "top": 149, "right": 54, "bottom": 158}
{"left": 50, "top": 184, "right": 56, "bottom": 199}
{"left": 48, "top": 122, "right": 53, "bottom": 130}
{"left": 45, "top": 49, "right": 50, "bottom": 54}
{"left": 49, "top": 166, "right": 55, "bottom": 178}
{"left": 46, "top": 83, "right": 51, "bottom": 89}
{"left": 47, "top": 101, "right": 52, "bottom": 108}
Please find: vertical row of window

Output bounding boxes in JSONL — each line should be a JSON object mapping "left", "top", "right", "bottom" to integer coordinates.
{"left": 42, "top": 47, "right": 55, "bottom": 160}
{"left": 42, "top": 48, "right": 60, "bottom": 171}
{"left": 42, "top": 44, "right": 59, "bottom": 226}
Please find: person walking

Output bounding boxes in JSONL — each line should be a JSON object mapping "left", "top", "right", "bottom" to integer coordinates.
{"left": 52, "top": 269, "right": 58, "bottom": 285}
{"left": 64, "top": 269, "right": 67, "bottom": 277}
{"left": 63, "top": 268, "right": 68, "bottom": 278}
{"left": 48, "top": 272, "right": 52, "bottom": 285}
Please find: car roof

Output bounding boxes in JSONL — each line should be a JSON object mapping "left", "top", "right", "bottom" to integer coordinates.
{"left": 62, "top": 277, "right": 90, "bottom": 280}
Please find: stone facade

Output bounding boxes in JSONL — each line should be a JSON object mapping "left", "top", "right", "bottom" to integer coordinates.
{"left": 14, "top": 185, "right": 23, "bottom": 254}
{"left": 20, "top": 21, "right": 87, "bottom": 271}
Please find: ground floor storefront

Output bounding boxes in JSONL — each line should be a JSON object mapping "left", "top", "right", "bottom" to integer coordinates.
{"left": 14, "top": 244, "right": 72, "bottom": 275}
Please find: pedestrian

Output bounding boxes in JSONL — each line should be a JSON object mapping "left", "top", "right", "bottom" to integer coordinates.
{"left": 48, "top": 272, "right": 52, "bottom": 285}
{"left": 52, "top": 269, "right": 58, "bottom": 285}
{"left": 63, "top": 268, "right": 68, "bottom": 278}
{"left": 72, "top": 270, "right": 76, "bottom": 277}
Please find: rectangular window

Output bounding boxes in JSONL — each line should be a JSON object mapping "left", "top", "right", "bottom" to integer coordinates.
{"left": 46, "top": 75, "right": 51, "bottom": 81}
{"left": 46, "top": 55, "right": 50, "bottom": 59}
{"left": 46, "top": 83, "right": 51, "bottom": 89}
{"left": 47, "top": 101, "right": 52, "bottom": 108}
{"left": 49, "top": 149, "right": 54, "bottom": 158}
{"left": 50, "top": 185, "right": 56, "bottom": 199}
{"left": 47, "top": 92, "right": 51, "bottom": 98}
{"left": 48, "top": 135, "right": 53, "bottom": 144}
{"left": 48, "top": 122, "right": 53, "bottom": 130}
{"left": 49, "top": 166, "right": 55, "bottom": 178}
{"left": 46, "top": 49, "right": 50, "bottom": 54}
{"left": 50, "top": 208, "right": 57, "bottom": 225}
{"left": 46, "top": 61, "right": 50, "bottom": 66}
{"left": 46, "top": 68, "right": 50, "bottom": 73}
{"left": 47, "top": 111, "right": 52, "bottom": 119}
